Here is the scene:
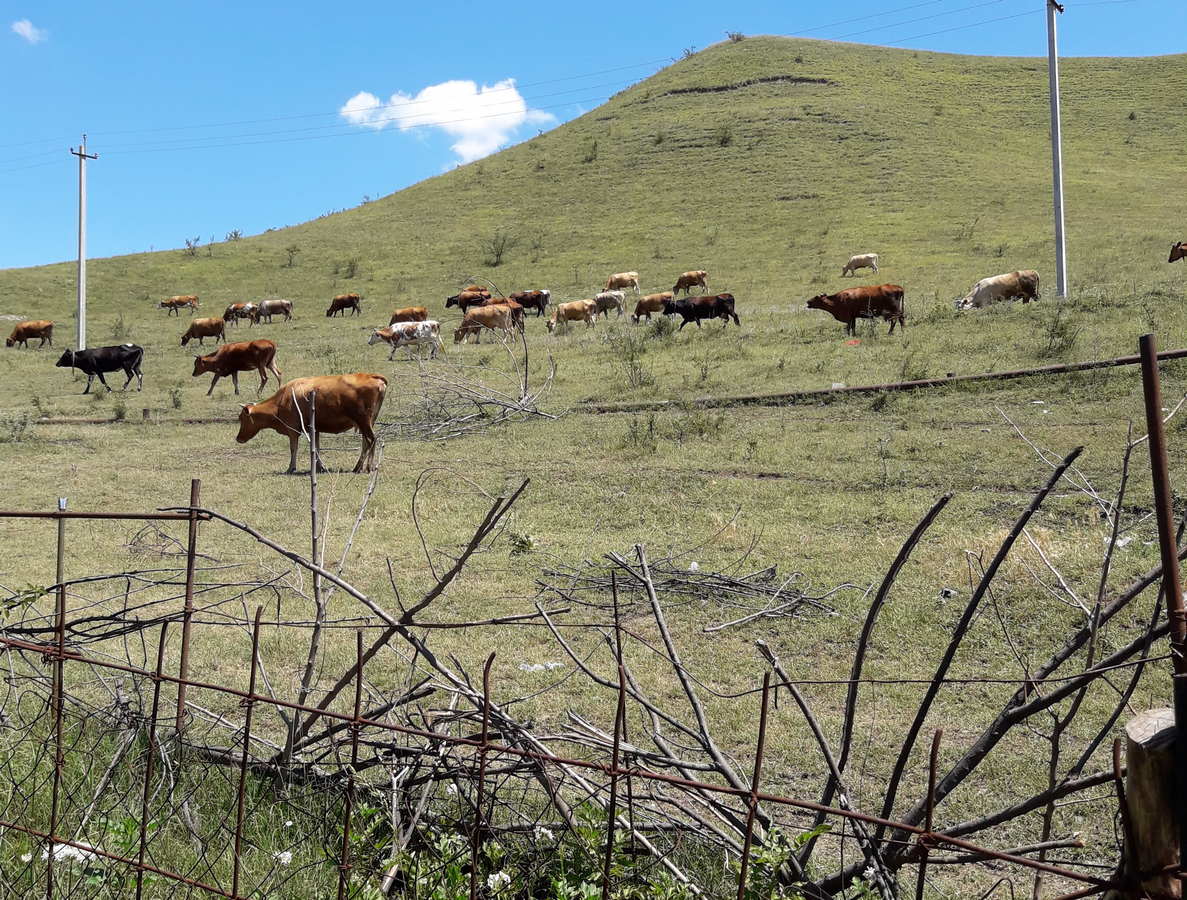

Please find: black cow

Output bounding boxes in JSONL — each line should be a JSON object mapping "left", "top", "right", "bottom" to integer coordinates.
{"left": 661, "top": 293, "right": 740, "bottom": 330}
{"left": 55, "top": 344, "right": 144, "bottom": 393}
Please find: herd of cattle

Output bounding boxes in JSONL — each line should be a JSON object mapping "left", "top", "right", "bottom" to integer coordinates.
{"left": 3, "top": 247, "right": 1182, "bottom": 472}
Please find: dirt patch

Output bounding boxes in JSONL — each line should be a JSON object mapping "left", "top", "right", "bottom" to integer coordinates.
{"left": 654, "top": 75, "right": 836, "bottom": 99}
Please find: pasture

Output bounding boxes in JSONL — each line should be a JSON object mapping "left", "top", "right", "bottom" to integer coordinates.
{"left": 1, "top": 34, "right": 1186, "bottom": 894}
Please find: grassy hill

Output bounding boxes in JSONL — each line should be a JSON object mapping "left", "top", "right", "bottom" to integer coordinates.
{"left": 2, "top": 37, "right": 1186, "bottom": 892}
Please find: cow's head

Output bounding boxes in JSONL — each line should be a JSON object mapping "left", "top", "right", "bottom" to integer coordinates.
{"left": 445, "top": 294, "right": 460, "bottom": 308}
{"left": 4, "top": 337, "right": 12, "bottom": 347}
{"left": 192, "top": 354, "right": 214, "bottom": 376}
{"left": 368, "top": 331, "right": 385, "bottom": 346}
{"left": 236, "top": 404, "right": 263, "bottom": 443}
{"left": 954, "top": 297, "right": 973, "bottom": 311}
{"left": 54, "top": 350, "right": 75, "bottom": 369}
{"left": 454, "top": 324, "right": 469, "bottom": 344}
{"left": 660, "top": 299, "right": 677, "bottom": 315}
{"left": 1170, "top": 242, "right": 1186, "bottom": 264}
{"left": 806, "top": 294, "right": 830, "bottom": 312}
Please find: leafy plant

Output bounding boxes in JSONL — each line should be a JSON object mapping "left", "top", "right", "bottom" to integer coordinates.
{"left": 1038, "top": 303, "right": 1081, "bottom": 358}
{"left": 726, "top": 31, "right": 745, "bottom": 42}
{"left": 225, "top": 229, "right": 243, "bottom": 241}
{"left": 481, "top": 229, "right": 518, "bottom": 267}
{"left": 109, "top": 313, "right": 131, "bottom": 342}
{"left": 182, "top": 236, "right": 201, "bottom": 257}
{"left": 713, "top": 125, "right": 733, "bottom": 147}
{"left": 582, "top": 140, "right": 599, "bottom": 164}
{"left": 607, "top": 328, "right": 655, "bottom": 388}
{"left": 0, "top": 414, "right": 33, "bottom": 443}
{"left": 283, "top": 245, "right": 301, "bottom": 267}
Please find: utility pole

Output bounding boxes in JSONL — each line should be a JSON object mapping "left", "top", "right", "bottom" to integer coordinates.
{"left": 70, "top": 136, "right": 98, "bottom": 350}
{"left": 1046, "top": 0, "right": 1068, "bottom": 298}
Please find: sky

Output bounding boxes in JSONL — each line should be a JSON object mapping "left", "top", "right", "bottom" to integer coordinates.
{"left": 0, "top": 0, "right": 1172, "bottom": 270}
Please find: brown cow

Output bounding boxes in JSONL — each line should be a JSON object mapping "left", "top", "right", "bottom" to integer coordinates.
{"left": 1170, "top": 242, "right": 1186, "bottom": 263}
{"left": 807, "top": 284, "right": 905, "bottom": 336}
{"left": 547, "top": 300, "right": 598, "bottom": 333}
{"left": 193, "top": 339, "right": 282, "bottom": 396}
{"left": 509, "top": 289, "right": 551, "bottom": 317}
{"left": 633, "top": 292, "right": 673, "bottom": 323}
{"left": 454, "top": 306, "right": 513, "bottom": 343}
{"left": 180, "top": 317, "right": 227, "bottom": 346}
{"left": 326, "top": 293, "right": 362, "bottom": 317}
{"left": 605, "top": 271, "right": 640, "bottom": 293}
{"left": 389, "top": 306, "right": 429, "bottom": 325}
{"left": 236, "top": 373, "right": 387, "bottom": 474}
{"left": 463, "top": 284, "right": 492, "bottom": 297}
{"left": 673, "top": 270, "right": 708, "bottom": 295}
{"left": 445, "top": 290, "right": 490, "bottom": 313}
{"left": 479, "top": 297, "right": 525, "bottom": 329}
{"left": 6, "top": 320, "right": 54, "bottom": 348}
{"left": 160, "top": 295, "right": 199, "bottom": 315}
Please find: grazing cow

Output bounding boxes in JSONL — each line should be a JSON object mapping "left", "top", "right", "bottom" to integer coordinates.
{"left": 55, "top": 344, "right": 144, "bottom": 393}
{"left": 180, "top": 317, "right": 227, "bottom": 346}
{"left": 1170, "top": 242, "right": 1186, "bottom": 263}
{"left": 236, "top": 373, "right": 387, "bottom": 474}
{"left": 253, "top": 299, "right": 294, "bottom": 323}
{"left": 807, "top": 284, "right": 905, "bottom": 335}
{"left": 222, "top": 302, "right": 258, "bottom": 327}
{"left": 661, "top": 293, "right": 740, "bottom": 330}
{"left": 369, "top": 321, "right": 443, "bottom": 360}
{"left": 842, "top": 253, "right": 880, "bottom": 277}
{"left": 6, "top": 320, "right": 53, "bottom": 348}
{"left": 193, "top": 339, "right": 282, "bottom": 396}
{"left": 445, "top": 290, "right": 490, "bottom": 313}
{"left": 673, "top": 270, "right": 708, "bottom": 295}
{"left": 605, "top": 271, "right": 641, "bottom": 293}
{"left": 326, "top": 293, "right": 362, "bottom": 317}
{"left": 388, "top": 306, "right": 428, "bottom": 325}
{"left": 593, "top": 290, "right": 626, "bottom": 318}
{"left": 633, "top": 292, "right": 673, "bottom": 323}
{"left": 479, "top": 297, "right": 525, "bottom": 330}
{"left": 463, "top": 285, "right": 492, "bottom": 297}
{"left": 454, "top": 306, "right": 513, "bottom": 343}
{"left": 160, "top": 295, "right": 199, "bottom": 315}
{"left": 546, "top": 299, "right": 598, "bottom": 333}
{"left": 956, "top": 270, "right": 1040, "bottom": 310}
{"left": 509, "top": 289, "right": 551, "bottom": 317}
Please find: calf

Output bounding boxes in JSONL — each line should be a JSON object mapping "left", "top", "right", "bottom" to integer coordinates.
{"left": 673, "top": 270, "right": 708, "bottom": 295}
{"left": 388, "top": 306, "right": 428, "bottom": 325}
{"left": 808, "top": 284, "right": 905, "bottom": 335}
{"left": 547, "top": 299, "right": 598, "bottom": 333}
{"left": 160, "top": 295, "right": 199, "bottom": 315}
{"left": 180, "top": 317, "right": 227, "bottom": 346}
{"left": 455, "top": 306, "right": 513, "bottom": 343}
{"left": 633, "top": 292, "right": 673, "bottom": 323}
{"left": 369, "top": 321, "right": 443, "bottom": 360}
{"left": 842, "top": 253, "right": 880, "bottom": 277}
{"left": 326, "top": 293, "right": 362, "bottom": 317}
{"left": 6, "top": 320, "right": 54, "bottom": 348}
{"left": 593, "top": 290, "right": 626, "bottom": 318}
{"left": 509, "top": 289, "right": 551, "bottom": 317}
{"left": 236, "top": 373, "right": 387, "bottom": 474}
{"left": 254, "top": 299, "right": 293, "bottom": 323}
{"left": 661, "top": 293, "right": 740, "bottom": 330}
{"left": 56, "top": 344, "right": 144, "bottom": 393}
{"left": 192, "top": 339, "right": 282, "bottom": 396}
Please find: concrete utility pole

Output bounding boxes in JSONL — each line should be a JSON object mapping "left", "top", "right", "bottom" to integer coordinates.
{"left": 1046, "top": 0, "right": 1068, "bottom": 298}
{"left": 70, "top": 136, "right": 98, "bottom": 350}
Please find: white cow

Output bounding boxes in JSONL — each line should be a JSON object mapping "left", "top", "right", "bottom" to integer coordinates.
{"left": 956, "top": 270, "right": 1041, "bottom": 310}
{"left": 593, "top": 290, "right": 626, "bottom": 318}
{"left": 842, "top": 253, "right": 879, "bottom": 277}
{"left": 368, "top": 320, "right": 443, "bottom": 360}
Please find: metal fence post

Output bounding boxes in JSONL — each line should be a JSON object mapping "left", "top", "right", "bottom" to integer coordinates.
{"left": 135, "top": 624, "right": 169, "bottom": 899}
{"left": 231, "top": 608, "right": 263, "bottom": 899}
{"left": 176, "top": 479, "right": 201, "bottom": 733}
{"left": 337, "top": 632, "right": 364, "bottom": 900}
{"left": 45, "top": 497, "right": 68, "bottom": 900}
{"left": 736, "top": 673, "right": 771, "bottom": 900}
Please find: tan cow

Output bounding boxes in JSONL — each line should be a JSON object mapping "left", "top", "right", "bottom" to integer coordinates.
{"left": 326, "top": 293, "right": 362, "bottom": 317}
{"left": 454, "top": 306, "right": 513, "bottom": 343}
{"left": 479, "top": 297, "right": 525, "bottom": 329}
{"left": 389, "top": 306, "right": 428, "bottom": 325}
{"left": 235, "top": 373, "right": 387, "bottom": 474}
{"left": 633, "top": 292, "right": 673, "bottom": 323}
{"left": 160, "top": 295, "right": 199, "bottom": 315}
{"left": 956, "top": 270, "right": 1040, "bottom": 310}
{"left": 842, "top": 254, "right": 880, "bottom": 277}
{"left": 547, "top": 299, "right": 598, "bottom": 333}
{"left": 673, "top": 270, "right": 708, "bottom": 295}
{"left": 605, "top": 271, "right": 640, "bottom": 293}
{"left": 6, "top": 320, "right": 54, "bottom": 348}
{"left": 253, "top": 298, "right": 294, "bottom": 323}
{"left": 180, "top": 317, "right": 227, "bottom": 346}
{"left": 192, "top": 339, "right": 282, "bottom": 396}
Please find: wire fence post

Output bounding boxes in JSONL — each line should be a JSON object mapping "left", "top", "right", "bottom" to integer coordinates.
{"left": 470, "top": 654, "right": 495, "bottom": 900}
{"left": 45, "top": 497, "right": 67, "bottom": 900}
{"left": 914, "top": 730, "right": 942, "bottom": 900}
{"left": 736, "top": 672, "right": 771, "bottom": 900}
{"left": 175, "top": 478, "right": 201, "bottom": 733}
{"left": 135, "top": 623, "right": 169, "bottom": 900}
{"left": 231, "top": 607, "right": 263, "bottom": 899}
{"left": 602, "top": 662, "right": 627, "bottom": 900}
{"left": 337, "top": 632, "right": 364, "bottom": 900}
{"left": 1138, "top": 332, "right": 1187, "bottom": 890}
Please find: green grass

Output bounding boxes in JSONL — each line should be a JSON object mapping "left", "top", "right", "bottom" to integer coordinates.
{"left": 2, "top": 35, "right": 1186, "bottom": 894}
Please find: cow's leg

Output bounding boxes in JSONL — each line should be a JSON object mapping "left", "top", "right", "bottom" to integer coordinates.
{"left": 120, "top": 367, "right": 135, "bottom": 390}
{"left": 354, "top": 419, "right": 378, "bottom": 473}
{"left": 82, "top": 373, "right": 94, "bottom": 394}
{"left": 388, "top": 344, "right": 397, "bottom": 361}
{"left": 231, "top": 371, "right": 240, "bottom": 395}
{"left": 207, "top": 374, "right": 219, "bottom": 396}
{"left": 135, "top": 367, "right": 143, "bottom": 391}
{"left": 286, "top": 434, "right": 299, "bottom": 474}
{"left": 313, "top": 432, "right": 327, "bottom": 473}
{"left": 95, "top": 370, "right": 112, "bottom": 391}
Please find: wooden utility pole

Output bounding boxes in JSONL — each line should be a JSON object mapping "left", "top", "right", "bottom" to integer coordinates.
{"left": 1046, "top": 0, "right": 1068, "bottom": 297}
{"left": 69, "top": 136, "right": 98, "bottom": 350}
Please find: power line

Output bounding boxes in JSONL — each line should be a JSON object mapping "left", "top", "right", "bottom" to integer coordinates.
{"left": 831, "top": 0, "right": 1013, "bottom": 41}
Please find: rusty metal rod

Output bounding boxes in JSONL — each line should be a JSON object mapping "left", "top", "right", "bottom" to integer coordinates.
{"left": 0, "top": 509, "right": 212, "bottom": 520}
{"left": 45, "top": 498, "right": 68, "bottom": 900}
{"left": 1138, "top": 332, "right": 1187, "bottom": 890}
{"left": 470, "top": 654, "right": 495, "bottom": 900}
{"left": 231, "top": 608, "right": 263, "bottom": 898}
{"left": 736, "top": 672, "right": 771, "bottom": 900}
{"left": 176, "top": 478, "right": 201, "bottom": 733}
{"left": 135, "top": 623, "right": 169, "bottom": 900}
{"left": 602, "top": 663, "right": 627, "bottom": 900}
{"left": 915, "top": 730, "right": 943, "bottom": 900}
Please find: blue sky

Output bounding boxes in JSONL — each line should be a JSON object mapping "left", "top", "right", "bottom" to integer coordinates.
{"left": 0, "top": 0, "right": 1170, "bottom": 269}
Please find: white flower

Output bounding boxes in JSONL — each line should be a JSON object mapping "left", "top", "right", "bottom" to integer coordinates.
{"left": 42, "top": 845, "right": 96, "bottom": 864}
{"left": 688, "top": 561, "right": 700, "bottom": 572}
{"left": 19, "top": 853, "right": 31, "bottom": 863}
{"left": 487, "top": 870, "right": 511, "bottom": 893}
{"left": 534, "top": 826, "right": 555, "bottom": 842}
{"left": 273, "top": 850, "right": 292, "bottom": 866}
{"left": 284, "top": 820, "right": 293, "bottom": 828}
{"left": 446, "top": 783, "right": 458, "bottom": 796}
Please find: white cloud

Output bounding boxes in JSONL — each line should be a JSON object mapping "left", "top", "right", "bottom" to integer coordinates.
{"left": 11, "top": 19, "right": 47, "bottom": 44}
{"left": 340, "top": 78, "right": 554, "bottom": 164}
